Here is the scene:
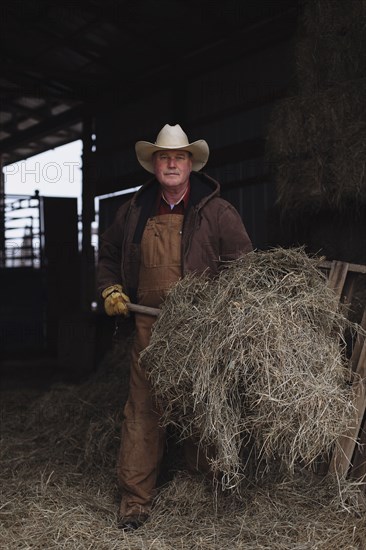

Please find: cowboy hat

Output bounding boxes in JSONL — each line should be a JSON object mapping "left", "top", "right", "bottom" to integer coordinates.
{"left": 135, "top": 124, "right": 209, "bottom": 173}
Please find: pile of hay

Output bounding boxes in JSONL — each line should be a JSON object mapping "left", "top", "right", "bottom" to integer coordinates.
{"left": 141, "top": 248, "right": 357, "bottom": 490}
{"left": 266, "top": 0, "right": 366, "bottom": 211}
{"left": 0, "top": 339, "right": 131, "bottom": 477}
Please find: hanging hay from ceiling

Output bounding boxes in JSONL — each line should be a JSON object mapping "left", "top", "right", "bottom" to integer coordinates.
{"left": 141, "top": 248, "right": 358, "bottom": 491}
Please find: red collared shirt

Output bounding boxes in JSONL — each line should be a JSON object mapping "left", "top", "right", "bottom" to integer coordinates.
{"left": 156, "top": 182, "right": 190, "bottom": 215}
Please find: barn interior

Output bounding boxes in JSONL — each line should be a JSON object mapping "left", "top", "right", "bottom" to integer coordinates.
{"left": 2, "top": 1, "right": 366, "bottom": 547}
{"left": 0, "top": 0, "right": 365, "bottom": 387}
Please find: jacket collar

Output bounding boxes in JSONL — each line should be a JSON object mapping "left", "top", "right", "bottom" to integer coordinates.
{"left": 132, "top": 171, "right": 220, "bottom": 210}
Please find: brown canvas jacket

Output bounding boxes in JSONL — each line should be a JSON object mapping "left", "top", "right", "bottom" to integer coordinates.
{"left": 98, "top": 171, "right": 253, "bottom": 302}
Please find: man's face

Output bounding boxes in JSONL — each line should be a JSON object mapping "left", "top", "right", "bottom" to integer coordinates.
{"left": 153, "top": 150, "right": 192, "bottom": 191}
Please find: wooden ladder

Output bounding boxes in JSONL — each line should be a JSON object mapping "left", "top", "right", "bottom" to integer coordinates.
{"left": 320, "top": 260, "right": 366, "bottom": 480}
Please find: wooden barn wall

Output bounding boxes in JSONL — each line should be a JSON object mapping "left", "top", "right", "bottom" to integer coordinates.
{"left": 95, "top": 39, "right": 294, "bottom": 250}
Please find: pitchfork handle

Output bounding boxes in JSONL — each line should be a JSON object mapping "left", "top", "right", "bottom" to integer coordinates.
{"left": 127, "top": 303, "right": 161, "bottom": 317}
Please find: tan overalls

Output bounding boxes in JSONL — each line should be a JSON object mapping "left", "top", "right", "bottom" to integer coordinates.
{"left": 118, "top": 213, "right": 184, "bottom": 519}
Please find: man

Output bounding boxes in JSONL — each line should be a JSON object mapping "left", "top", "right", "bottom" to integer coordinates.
{"left": 98, "top": 124, "right": 252, "bottom": 530}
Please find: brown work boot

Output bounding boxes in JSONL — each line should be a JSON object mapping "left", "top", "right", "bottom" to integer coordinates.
{"left": 117, "top": 512, "right": 149, "bottom": 531}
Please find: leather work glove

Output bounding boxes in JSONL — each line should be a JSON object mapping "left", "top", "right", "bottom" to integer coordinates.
{"left": 102, "top": 284, "right": 130, "bottom": 317}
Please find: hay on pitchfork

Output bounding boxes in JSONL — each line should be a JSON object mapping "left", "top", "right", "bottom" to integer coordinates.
{"left": 141, "top": 248, "right": 359, "bottom": 491}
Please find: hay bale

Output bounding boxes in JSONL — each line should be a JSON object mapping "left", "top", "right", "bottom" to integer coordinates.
{"left": 301, "top": 0, "right": 366, "bottom": 36}
{"left": 266, "top": 0, "right": 366, "bottom": 211}
{"left": 141, "top": 248, "right": 358, "bottom": 490}
{"left": 267, "top": 83, "right": 366, "bottom": 158}
{"left": 273, "top": 156, "right": 325, "bottom": 213}
{"left": 266, "top": 80, "right": 366, "bottom": 211}
{"left": 297, "top": 0, "right": 366, "bottom": 93}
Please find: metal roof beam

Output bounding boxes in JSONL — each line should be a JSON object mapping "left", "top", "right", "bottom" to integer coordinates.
{"left": 0, "top": 106, "right": 82, "bottom": 155}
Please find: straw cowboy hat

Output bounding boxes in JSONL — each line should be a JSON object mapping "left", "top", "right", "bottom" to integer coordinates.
{"left": 135, "top": 124, "right": 209, "bottom": 174}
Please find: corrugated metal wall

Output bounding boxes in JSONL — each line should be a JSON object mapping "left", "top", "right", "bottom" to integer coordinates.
{"left": 95, "top": 39, "right": 295, "bottom": 250}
